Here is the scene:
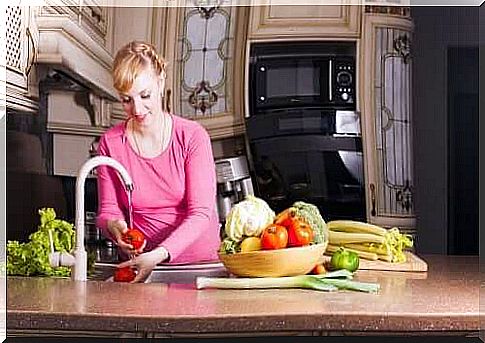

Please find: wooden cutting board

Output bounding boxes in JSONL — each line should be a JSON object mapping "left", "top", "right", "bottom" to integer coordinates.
{"left": 321, "top": 251, "right": 428, "bottom": 272}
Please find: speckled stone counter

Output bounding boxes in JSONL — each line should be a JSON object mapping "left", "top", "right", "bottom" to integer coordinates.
{"left": 6, "top": 255, "right": 481, "bottom": 337}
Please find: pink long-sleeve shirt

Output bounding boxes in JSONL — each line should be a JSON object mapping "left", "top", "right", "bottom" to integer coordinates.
{"left": 96, "top": 114, "right": 221, "bottom": 264}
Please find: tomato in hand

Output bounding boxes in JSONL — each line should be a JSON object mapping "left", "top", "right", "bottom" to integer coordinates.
{"left": 122, "top": 228, "right": 146, "bottom": 250}
{"left": 260, "top": 224, "right": 288, "bottom": 250}
{"left": 113, "top": 266, "right": 136, "bottom": 282}
{"left": 287, "top": 220, "right": 313, "bottom": 247}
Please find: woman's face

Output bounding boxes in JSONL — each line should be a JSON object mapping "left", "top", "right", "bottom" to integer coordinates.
{"left": 119, "top": 67, "right": 164, "bottom": 128}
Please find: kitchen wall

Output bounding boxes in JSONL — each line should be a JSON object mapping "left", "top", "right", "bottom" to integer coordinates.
{"left": 6, "top": 113, "right": 68, "bottom": 242}
{"left": 412, "top": 6, "right": 479, "bottom": 254}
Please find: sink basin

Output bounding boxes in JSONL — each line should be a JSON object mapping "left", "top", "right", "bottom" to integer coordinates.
{"left": 90, "top": 261, "right": 229, "bottom": 284}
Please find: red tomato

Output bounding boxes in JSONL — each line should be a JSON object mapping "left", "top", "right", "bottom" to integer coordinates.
{"left": 113, "top": 266, "right": 136, "bottom": 282}
{"left": 260, "top": 224, "right": 288, "bottom": 250}
{"left": 287, "top": 220, "right": 313, "bottom": 247}
{"left": 122, "top": 228, "right": 145, "bottom": 250}
{"left": 274, "top": 208, "right": 297, "bottom": 228}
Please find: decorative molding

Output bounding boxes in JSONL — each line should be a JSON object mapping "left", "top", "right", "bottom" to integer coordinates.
{"left": 5, "top": 84, "right": 39, "bottom": 113}
{"left": 364, "top": 5, "right": 410, "bottom": 18}
{"left": 35, "top": 16, "right": 117, "bottom": 101}
{"left": 248, "top": 4, "right": 361, "bottom": 40}
{"left": 393, "top": 34, "right": 411, "bottom": 64}
{"left": 188, "top": 81, "right": 219, "bottom": 114}
{"left": 46, "top": 121, "right": 106, "bottom": 136}
{"left": 196, "top": 113, "right": 245, "bottom": 139}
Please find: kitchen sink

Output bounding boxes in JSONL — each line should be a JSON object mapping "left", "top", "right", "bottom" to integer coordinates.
{"left": 90, "top": 261, "right": 229, "bottom": 284}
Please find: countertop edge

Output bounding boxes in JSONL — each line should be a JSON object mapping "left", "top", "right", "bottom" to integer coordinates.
{"left": 7, "top": 310, "right": 481, "bottom": 334}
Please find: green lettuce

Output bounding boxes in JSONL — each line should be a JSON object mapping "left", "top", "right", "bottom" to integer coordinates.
{"left": 7, "top": 208, "right": 75, "bottom": 277}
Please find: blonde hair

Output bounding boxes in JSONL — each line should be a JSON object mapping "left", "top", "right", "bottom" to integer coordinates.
{"left": 112, "top": 41, "right": 167, "bottom": 93}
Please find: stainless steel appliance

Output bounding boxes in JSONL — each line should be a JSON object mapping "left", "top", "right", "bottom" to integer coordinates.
{"left": 215, "top": 156, "right": 254, "bottom": 224}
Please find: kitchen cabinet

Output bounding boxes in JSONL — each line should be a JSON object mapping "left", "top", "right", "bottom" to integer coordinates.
{"left": 40, "top": 70, "right": 110, "bottom": 177}
{"left": 5, "top": 3, "right": 39, "bottom": 113}
{"left": 32, "top": 1, "right": 118, "bottom": 176}
{"left": 38, "top": 0, "right": 111, "bottom": 47}
{"left": 360, "top": 6, "right": 415, "bottom": 231}
{"left": 158, "top": 5, "right": 249, "bottom": 139}
{"left": 35, "top": 1, "right": 117, "bottom": 102}
{"left": 248, "top": 3, "right": 361, "bottom": 40}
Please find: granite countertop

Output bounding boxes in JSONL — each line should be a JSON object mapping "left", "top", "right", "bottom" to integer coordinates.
{"left": 6, "top": 255, "right": 480, "bottom": 337}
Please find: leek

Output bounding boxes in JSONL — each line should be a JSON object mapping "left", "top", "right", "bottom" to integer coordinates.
{"left": 196, "top": 270, "right": 379, "bottom": 294}
{"left": 197, "top": 275, "right": 337, "bottom": 291}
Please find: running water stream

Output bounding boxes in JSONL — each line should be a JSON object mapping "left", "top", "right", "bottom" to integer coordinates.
{"left": 127, "top": 189, "right": 134, "bottom": 229}
{"left": 127, "top": 189, "right": 135, "bottom": 260}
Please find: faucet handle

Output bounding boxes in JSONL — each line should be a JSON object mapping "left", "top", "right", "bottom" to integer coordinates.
{"left": 49, "top": 251, "right": 75, "bottom": 267}
{"left": 48, "top": 229, "right": 75, "bottom": 267}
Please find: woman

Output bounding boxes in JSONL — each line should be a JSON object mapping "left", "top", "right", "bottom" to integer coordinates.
{"left": 96, "top": 41, "right": 221, "bottom": 282}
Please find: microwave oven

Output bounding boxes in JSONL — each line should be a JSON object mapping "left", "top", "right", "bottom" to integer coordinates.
{"left": 249, "top": 42, "right": 356, "bottom": 115}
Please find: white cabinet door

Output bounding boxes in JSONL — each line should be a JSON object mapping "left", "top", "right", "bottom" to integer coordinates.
{"left": 161, "top": 5, "right": 248, "bottom": 139}
{"left": 360, "top": 12, "right": 415, "bottom": 230}
{"left": 248, "top": 3, "right": 361, "bottom": 39}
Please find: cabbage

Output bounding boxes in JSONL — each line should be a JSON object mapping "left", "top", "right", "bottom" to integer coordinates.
{"left": 224, "top": 195, "right": 275, "bottom": 241}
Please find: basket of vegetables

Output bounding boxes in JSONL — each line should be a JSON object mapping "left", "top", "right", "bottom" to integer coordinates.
{"left": 218, "top": 196, "right": 329, "bottom": 277}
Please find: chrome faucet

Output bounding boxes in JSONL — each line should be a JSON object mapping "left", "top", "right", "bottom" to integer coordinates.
{"left": 72, "top": 156, "right": 134, "bottom": 281}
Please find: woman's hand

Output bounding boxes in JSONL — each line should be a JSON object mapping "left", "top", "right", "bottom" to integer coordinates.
{"left": 107, "top": 219, "right": 145, "bottom": 256}
{"left": 117, "top": 246, "right": 169, "bottom": 283}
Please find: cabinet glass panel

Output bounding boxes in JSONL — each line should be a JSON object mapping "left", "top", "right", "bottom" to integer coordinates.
{"left": 177, "top": 4, "right": 236, "bottom": 117}
{"left": 374, "top": 26, "right": 413, "bottom": 216}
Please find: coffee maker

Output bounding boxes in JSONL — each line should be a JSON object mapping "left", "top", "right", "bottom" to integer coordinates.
{"left": 215, "top": 156, "right": 254, "bottom": 224}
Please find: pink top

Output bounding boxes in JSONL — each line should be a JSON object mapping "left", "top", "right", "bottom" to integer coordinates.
{"left": 96, "top": 114, "right": 221, "bottom": 264}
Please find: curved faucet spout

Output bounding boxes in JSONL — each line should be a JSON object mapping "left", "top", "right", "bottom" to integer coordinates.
{"left": 73, "top": 156, "right": 134, "bottom": 281}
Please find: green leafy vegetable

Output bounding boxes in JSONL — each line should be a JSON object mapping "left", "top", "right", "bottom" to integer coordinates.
{"left": 224, "top": 195, "right": 275, "bottom": 242}
{"left": 219, "top": 237, "right": 241, "bottom": 254}
{"left": 7, "top": 208, "right": 75, "bottom": 277}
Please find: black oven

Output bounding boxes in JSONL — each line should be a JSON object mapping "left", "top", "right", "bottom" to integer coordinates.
{"left": 249, "top": 41, "right": 356, "bottom": 115}
{"left": 245, "top": 108, "right": 365, "bottom": 222}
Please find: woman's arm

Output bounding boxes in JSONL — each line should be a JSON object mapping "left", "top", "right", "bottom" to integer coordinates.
{"left": 160, "top": 126, "right": 218, "bottom": 262}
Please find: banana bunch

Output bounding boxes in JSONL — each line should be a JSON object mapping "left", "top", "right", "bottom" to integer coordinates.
{"left": 325, "top": 220, "right": 414, "bottom": 263}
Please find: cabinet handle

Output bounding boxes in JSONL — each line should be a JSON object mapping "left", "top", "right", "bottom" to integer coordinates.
{"left": 166, "top": 88, "right": 172, "bottom": 113}
{"left": 25, "top": 27, "right": 36, "bottom": 77}
{"left": 370, "top": 183, "right": 376, "bottom": 216}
